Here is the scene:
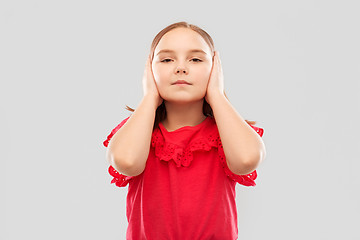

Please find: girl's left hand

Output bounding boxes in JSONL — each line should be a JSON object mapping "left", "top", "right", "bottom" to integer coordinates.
{"left": 205, "top": 50, "right": 225, "bottom": 104}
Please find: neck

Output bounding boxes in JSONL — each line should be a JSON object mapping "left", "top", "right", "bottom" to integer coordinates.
{"left": 162, "top": 99, "right": 207, "bottom": 132}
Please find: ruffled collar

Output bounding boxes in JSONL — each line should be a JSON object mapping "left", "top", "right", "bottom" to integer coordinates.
{"left": 151, "top": 116, "right": 220, "bottom": 167}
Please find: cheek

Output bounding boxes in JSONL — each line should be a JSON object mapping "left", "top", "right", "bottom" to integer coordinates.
{"left": 195, "top": 65, "right": 212, "bottom": 82}
{"left": 201, "top": 62, "right": 212, "bottom": 75}
{"left": 152, "top": 66, "right": 170, "bottom": 83}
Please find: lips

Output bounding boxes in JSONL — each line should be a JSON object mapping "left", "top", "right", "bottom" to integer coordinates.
{"left": 173, "top": 80, "right": 190, "bottom": 84}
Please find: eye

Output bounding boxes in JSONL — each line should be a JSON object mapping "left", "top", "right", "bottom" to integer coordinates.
{"left": 191, "top": 58, "right": 202, "bottom": 62}
{"left": 161, "top": 58, "right": 172, "bottom": 63}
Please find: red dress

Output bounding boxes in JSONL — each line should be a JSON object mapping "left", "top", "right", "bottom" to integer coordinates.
{"left": 103, "top": 115, "right": 264, "bottom": 240}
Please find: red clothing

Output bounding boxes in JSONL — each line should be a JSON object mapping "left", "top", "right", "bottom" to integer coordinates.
{"left": 103, "top": 115, "right": 264, "bottom": 240}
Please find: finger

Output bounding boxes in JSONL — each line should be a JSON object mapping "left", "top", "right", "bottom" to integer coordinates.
{"left": 215, "top": 51, "right": 221, "bottom": 69}
{"left": 147, "top": 56, "right": 152, "bottom": 72}
{"left": 145, "top": 55, "right": 150, "bottom": 69}
{"left": 149, "top": 55, "right": 153, "bottom": 68}
{"left": 213, "top": 51, "right": 217, "bottom": 67}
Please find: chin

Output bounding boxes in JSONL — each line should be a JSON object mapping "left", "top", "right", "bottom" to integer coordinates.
{"left": 164, "top": 96, "right": 205, "bottom": 103}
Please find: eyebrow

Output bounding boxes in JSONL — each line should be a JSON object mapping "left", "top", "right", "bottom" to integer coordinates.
{"left": 156, "top": 49, "right": 207, "bottom": 56}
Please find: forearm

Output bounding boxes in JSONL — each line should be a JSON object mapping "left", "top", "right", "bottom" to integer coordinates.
{"left": 208, "top": 93, "right": 266, "bottom": 174}
{"left": 107, "top": 95, "right": 158, "bottom": 172}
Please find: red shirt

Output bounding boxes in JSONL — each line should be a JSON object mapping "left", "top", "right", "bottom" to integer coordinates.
{"left": 103, "top": 115, "right": 264, "bottom": 240}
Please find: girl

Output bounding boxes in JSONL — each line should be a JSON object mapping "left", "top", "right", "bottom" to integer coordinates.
{"left": 103, "top": 21, "right": 266, "bottom": 240}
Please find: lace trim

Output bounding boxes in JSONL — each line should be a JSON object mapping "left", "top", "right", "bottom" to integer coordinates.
{"left": 151, "top": 128, "right": 219, "bottom": 167}
{"left": 250, "top": 125, "right": 264, "bottom": 137}
{"left": 108, "top": 165, "right": 134, "bottom": 187}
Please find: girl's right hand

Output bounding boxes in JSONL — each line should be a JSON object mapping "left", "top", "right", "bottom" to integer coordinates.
{"left": 142, "top": 54, "right": 164, "bottom": 108}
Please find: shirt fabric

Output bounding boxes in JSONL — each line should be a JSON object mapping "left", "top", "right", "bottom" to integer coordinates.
{"left": 103, "top": 115, "right": 264, "bottom": 240}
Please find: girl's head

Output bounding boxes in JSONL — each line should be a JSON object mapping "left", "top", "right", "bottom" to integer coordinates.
{"left": 125, "top": 21, "right": 256, "bottom": 129}
{"left": 150, "top": 26, "right": 214, "bottom": 104}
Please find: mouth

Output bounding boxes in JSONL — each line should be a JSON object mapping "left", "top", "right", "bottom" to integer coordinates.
{"left": 173, "top": 80, "right": 191, "bottom": 85}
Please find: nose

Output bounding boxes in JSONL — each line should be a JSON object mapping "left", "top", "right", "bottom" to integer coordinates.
{"left": 176, "top": 66, "right": 187, "bottom": 74}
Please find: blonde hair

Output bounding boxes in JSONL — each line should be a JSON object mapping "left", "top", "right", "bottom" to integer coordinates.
{"left": 125, "top": 21, "right": 256, "bottom": 130}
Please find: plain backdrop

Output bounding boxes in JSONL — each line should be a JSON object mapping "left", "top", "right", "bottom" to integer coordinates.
{"left": 2, "top": 0, "right": 359, "bottom": 239}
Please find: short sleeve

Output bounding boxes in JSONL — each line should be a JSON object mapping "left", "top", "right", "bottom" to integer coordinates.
{"left": 249, "top": 125, "right": 264, "bottom": 138}
{"left": 219, "top": 125, "right": 264, "bottom": 187}
{"left": 103, "top": 116, "right": 131, "bottom": 148}
{"left": 103, "top": 116, "right": 134, "bottom": 187}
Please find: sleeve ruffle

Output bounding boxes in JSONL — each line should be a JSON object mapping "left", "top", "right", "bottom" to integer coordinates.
{"left": 218, "top": 125, "right": 264, "bottom": 186}
{"left": 103, "top": 116, "right": 134, "bottom": 187}
{"left": 249, "top": 125, "right": 264, "bottom": 137}
{"left": 108, "top": 165, "right": 134, "bottom": 187}
{"left": 103, "top": 116, "right": 131, "bottom": 147}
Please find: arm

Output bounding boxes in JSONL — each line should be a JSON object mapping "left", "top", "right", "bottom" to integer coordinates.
{"left": 106, "top": 95, "right": 158, "bottom": 176}
{"left": 208, "top": 93, "right": 266, "bottom": 175}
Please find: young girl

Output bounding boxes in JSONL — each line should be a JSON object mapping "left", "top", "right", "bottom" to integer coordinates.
{"left": 103, "top": 21, "right": 266, "bottom": 240}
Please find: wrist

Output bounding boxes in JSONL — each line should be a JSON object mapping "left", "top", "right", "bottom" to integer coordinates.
{"left": 207, "top": 91, "right": 226, "bottom": 106}
{"left": 143, "top": 94, "right": 160, "bottom": 109}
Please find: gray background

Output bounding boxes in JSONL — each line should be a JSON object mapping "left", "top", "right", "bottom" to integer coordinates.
{"left": 2, "top": 0, "right": 359, "bottom": 239}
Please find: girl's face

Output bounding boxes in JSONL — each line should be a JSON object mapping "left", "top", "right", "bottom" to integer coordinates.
{"left": 152, "top": 28, "right": 213, "bottom": 104}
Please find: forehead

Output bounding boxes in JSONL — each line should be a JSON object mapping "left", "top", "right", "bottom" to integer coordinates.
{"left": 154, "top": 28, "right": 211, "bottom": 55}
